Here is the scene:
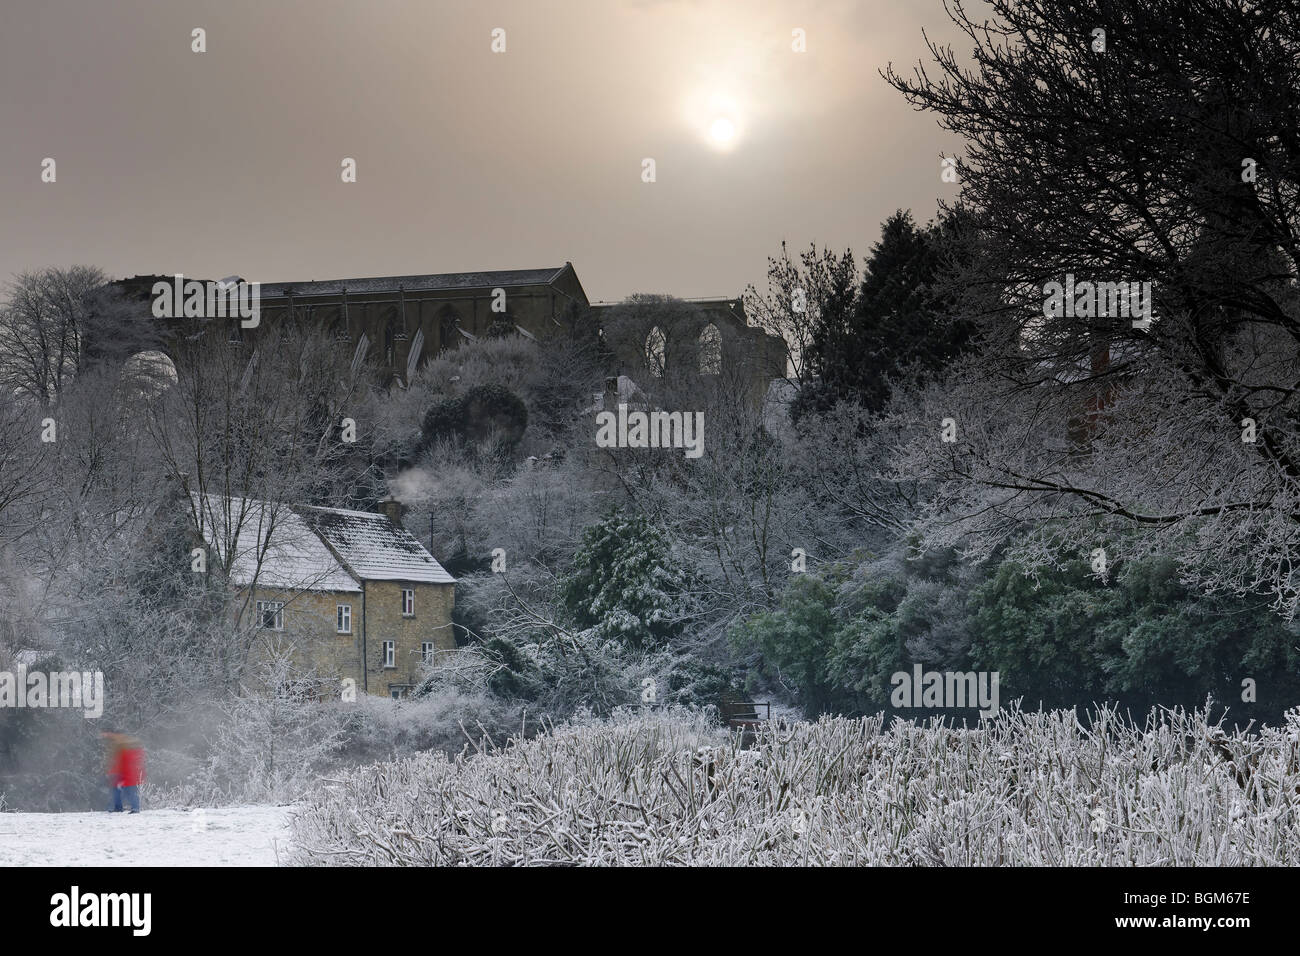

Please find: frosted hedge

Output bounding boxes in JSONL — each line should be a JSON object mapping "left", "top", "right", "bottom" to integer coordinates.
{"left": 287, "top": 705, "right": 1300, "bottom": 866}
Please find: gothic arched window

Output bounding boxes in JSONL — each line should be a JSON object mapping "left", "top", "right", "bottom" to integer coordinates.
{"left": 645, "top": 326, "right": 667, "bottom": 377}
{"left": 436, "top": 305, "right": 462, "bottom": 355}
{"left": 698, "top": 323, "right": 722, "bottom": 375}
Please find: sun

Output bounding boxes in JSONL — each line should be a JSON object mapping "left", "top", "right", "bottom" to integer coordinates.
{"left": 685, "top": 87, "right": 745, "bottom": 152}
{"left": 709, "top": 117, "right": 737, "bottom": 148}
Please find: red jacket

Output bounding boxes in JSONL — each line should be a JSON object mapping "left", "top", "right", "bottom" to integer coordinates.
{"left": 113, "top": 746, "right": 146, "bottom": 787}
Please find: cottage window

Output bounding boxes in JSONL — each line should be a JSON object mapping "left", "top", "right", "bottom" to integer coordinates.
{"left": 421, "top": 642, "right": 435, "bottom": 664}
{"left": 256, "top": 601, "right": 284, "bottom": 631}
{"left": 337, "top": 604, "right": 352, "bottom": 634}
{"left": 383, "top": 640, "right": 395, "bottom": 668}
{"left": 401, "top": 588, "right": 414, "bottom": 617}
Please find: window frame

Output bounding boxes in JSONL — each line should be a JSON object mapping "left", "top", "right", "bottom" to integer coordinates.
{"left": 256, "top": 600, "right": 284, "bottom": 631}
{"left": 401, "top": 588, "right": 415, "bottom": 617}
{"left": 336, "top": 604, "right": 352, "bottom": 634}
{"left": 382, "top": 640, "right": 395, "bottom": 668}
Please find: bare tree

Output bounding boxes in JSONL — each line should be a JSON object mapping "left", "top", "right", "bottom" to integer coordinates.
{"left": 0, "top": 266, "right": 107, "bottom": 405}
{"left": 139, "top": 321, "right": 376, "bottom": 681}
{"left": 744, "top": 243, "right": 857, "bottom": 395}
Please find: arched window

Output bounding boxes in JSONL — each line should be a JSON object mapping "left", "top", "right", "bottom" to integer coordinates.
{"left": 645, "top": 326, "right": 667, "bottom": 377}
{"left": 436, "top": 305, "right": 461, "bottom": 354}
{"left": 698, "top": 323, "right": 722, "bottom": 375}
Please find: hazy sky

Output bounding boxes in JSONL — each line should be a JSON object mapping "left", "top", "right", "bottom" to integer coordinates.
{"left": 0, "top": 0, "right": 963, "bottom": 303}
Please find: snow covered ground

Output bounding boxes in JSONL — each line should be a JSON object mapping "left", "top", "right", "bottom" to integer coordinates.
{"left": 0, "top": 806, "right": 292, "bottom": 866}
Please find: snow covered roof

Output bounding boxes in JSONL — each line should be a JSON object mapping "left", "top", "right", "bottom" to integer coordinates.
{"left": 192, "top": 495, "right": 455, "bottom": 591}
{"left": 297, "top": 506, "right": 456, "bottom": 585}
{"left": 193, "top": 495, "right": 361, "bottom": 593}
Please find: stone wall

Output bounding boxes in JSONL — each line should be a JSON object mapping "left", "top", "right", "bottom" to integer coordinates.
{"left": 361, "top": 580, "right": 457, "bottom": 698}
{"left": 243, "top": 581, "right": 455, "bottom": 698}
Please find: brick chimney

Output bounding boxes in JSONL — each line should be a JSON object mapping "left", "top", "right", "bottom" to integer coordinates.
{"left": 603, "top": 376, "right": 620, "bottom": 411}
{"left": 379, "top": 496, "right": 404, "bottom": 525}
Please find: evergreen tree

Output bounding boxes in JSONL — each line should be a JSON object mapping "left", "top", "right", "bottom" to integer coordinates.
{"left": 558, "top": 510, "right": 694, "bottom": 650}
{"left": 797, "top": 210, "right": 973, "bottom": 419}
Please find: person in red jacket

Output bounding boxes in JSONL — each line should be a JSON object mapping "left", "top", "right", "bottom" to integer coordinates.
{"left": 101, "top": 732, "right": 146, "bottom": 813}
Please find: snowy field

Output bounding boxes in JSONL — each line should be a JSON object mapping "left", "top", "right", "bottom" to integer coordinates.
{"left": 0, "top": 806, "right": 292, "bottom": 866}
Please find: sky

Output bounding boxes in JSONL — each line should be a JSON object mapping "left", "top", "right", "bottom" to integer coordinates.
{"left": 0, "top": 0, "right": 964, "bottom": 303}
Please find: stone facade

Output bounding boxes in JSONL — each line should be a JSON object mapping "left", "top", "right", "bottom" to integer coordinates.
{"left": 358, "top": 579, "right": 456, "bottom": 697}
{"left": 194, "top": 494, "right": 458, "bottom": 699}
{"left": 244, "top": 579, "right": 455, "bottom": 699}
{"left": 591, "top": 297, "right": 787, "bottom": 409}
{"left": 253, "top": 265, "right": 590, "bottom": 385}
{"left": 93, "top": 266, "right": 787, "bottom": 406}
{"left": 243, "top": 585, "right": 363, "bottom": 688}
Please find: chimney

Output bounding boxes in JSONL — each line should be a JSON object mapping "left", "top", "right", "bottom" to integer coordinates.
{"left": 379, "top": 496, "right": 404, "bottom": 525}
{"left": 603, "top": 376, "right": 619, "bottom": 411}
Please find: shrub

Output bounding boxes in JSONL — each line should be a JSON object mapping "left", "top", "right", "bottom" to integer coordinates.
{"left": 419, "top": 384, "right": 528, "bottom": 453}
{"left": 287, "top": 704, "right": 1300, "bottom": 866}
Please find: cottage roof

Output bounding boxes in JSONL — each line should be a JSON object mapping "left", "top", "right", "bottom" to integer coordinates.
{"left": 297, "top": 506, "right": 456, "bottom": 584}
{"left": 191, "top": 495, "right": 455, "bottom": 591}
{"left": 193, "top": 494, "right": 361, "bottom": 593}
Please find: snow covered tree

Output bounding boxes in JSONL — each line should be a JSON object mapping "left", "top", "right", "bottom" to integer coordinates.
{"left": 745, "top": 242, "right": 856, "bottom": 399}
{"left": 201, "top": 642, "right": 345, "bottom": 803}
{"left": 883, "top": 0, "right": 1300, "bottom": 613}
{"left": 559, "top": 509, "right": 695, "bottom": 650}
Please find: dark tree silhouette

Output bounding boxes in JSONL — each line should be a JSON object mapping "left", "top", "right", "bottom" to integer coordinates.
{"left": 883, "top": 0, "right": 1300, "bottom": 611}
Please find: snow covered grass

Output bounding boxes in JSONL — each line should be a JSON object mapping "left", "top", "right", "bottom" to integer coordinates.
{"left": 287, "top": 704, "right": 1300, "bottom": 865}
{"left": 0, "top": 806, "right": 291, "bottom": 866}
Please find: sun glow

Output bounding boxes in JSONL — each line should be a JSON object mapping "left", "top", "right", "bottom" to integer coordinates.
{"left": 709, "top": 117, "right": 737, "bottom": 147}
{"left": 686, "top": 89, "right": 745, "bottom": 152}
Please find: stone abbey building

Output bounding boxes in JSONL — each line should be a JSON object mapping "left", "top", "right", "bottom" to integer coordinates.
{"left": 254, "top": 264, "right": 591, "bottom": 386}
{"left": 97, "top": 262, "right": 786, "bottom": 401}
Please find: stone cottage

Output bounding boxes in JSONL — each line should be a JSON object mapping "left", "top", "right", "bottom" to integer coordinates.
{"left": 194, "top": 494, "right": 456, "bottom": 698}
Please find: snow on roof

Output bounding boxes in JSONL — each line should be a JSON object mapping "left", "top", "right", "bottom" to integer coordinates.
{"left": 297, "top": 506, "right": 456, "bottom": 585}
{"left": 193, "top": 495, "right": 456, "bottom": 590}
{"left": 193, "top": 495, "right": 361, "bottom": 593}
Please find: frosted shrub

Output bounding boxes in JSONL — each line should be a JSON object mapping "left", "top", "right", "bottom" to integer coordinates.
{"left": 338, "top": 689, "right": 522, "bottom": 762}
{"left": 287, "top": 704, "right": 1300, "bottom": 866}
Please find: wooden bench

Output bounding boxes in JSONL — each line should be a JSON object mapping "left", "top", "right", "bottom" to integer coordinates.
{"left": 719, "top": 695, "right": 771, "bottom": 744}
